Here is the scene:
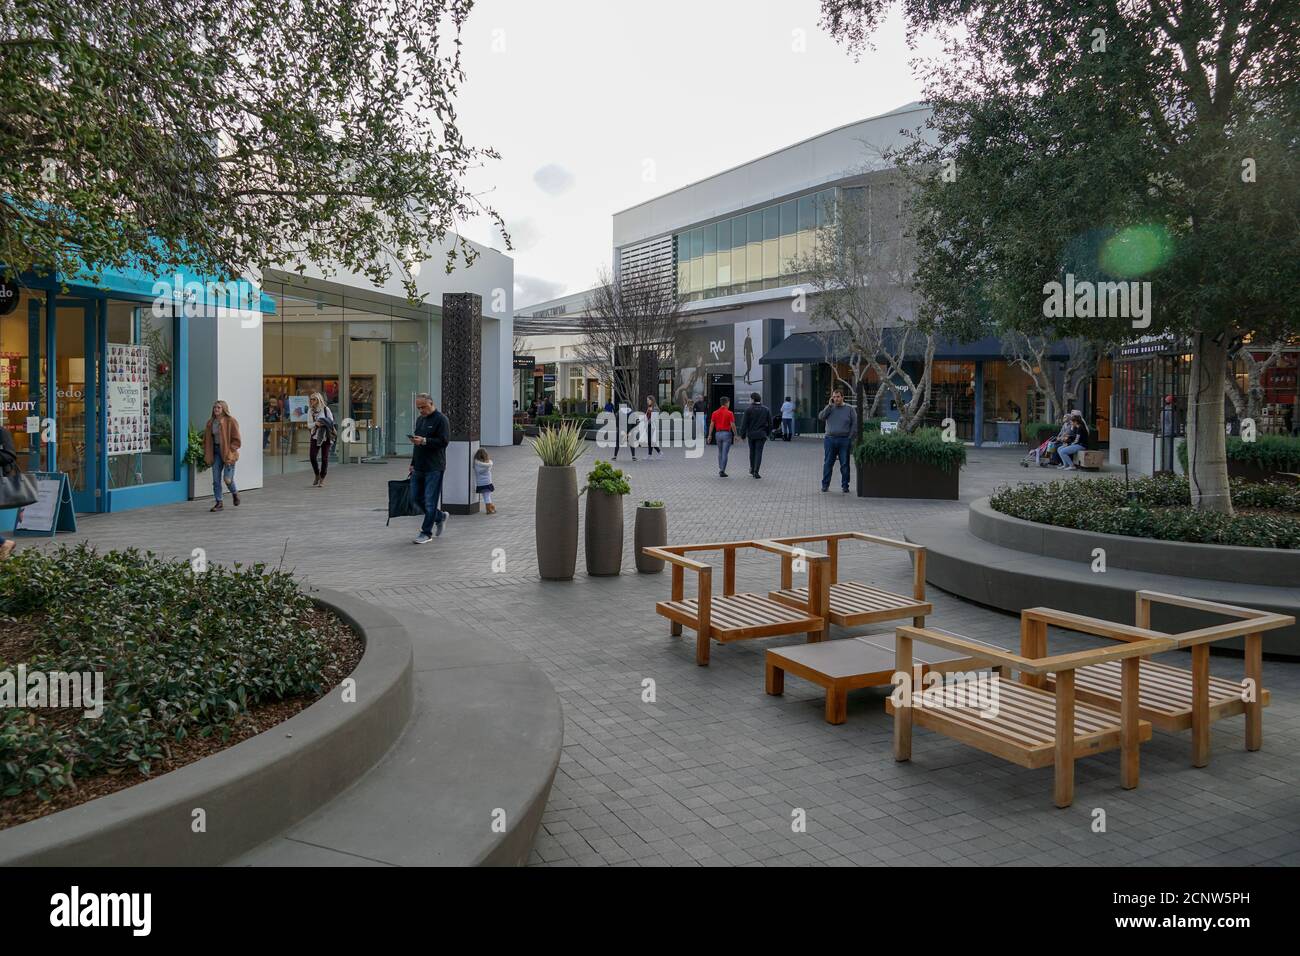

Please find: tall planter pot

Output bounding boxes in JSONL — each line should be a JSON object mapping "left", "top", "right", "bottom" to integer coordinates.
{"left": 536, "top": 466, "right": 578, "bottom": 580}
{"left": 634, "top": 506, "right": 668, "bottom": 573}
{"left": 584, "top": 488, "right": 624, "bottom": 576}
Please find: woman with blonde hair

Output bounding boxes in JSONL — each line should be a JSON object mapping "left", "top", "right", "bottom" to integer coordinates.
{"left": 202, "top": 399, "right": 242, "bottom": 512}
{"left": 307, "top": 392, "right": 336, "bottom": 487}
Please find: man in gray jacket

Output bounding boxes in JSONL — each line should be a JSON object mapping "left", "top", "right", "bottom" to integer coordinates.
{"left": 819, "top": 389, "right": 857, "bottom": 493}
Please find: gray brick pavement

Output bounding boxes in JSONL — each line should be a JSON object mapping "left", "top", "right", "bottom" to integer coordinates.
{"left": 33, "top": 437, "right": 1300, "bottom": 866}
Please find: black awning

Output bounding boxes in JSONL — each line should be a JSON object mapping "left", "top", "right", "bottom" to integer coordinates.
{"left": 760, "top": 329, "right": 1073, "bottom": 364}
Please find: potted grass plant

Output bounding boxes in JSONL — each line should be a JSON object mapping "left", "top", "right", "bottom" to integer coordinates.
{"left": 530, "top": 420, "right": 586, "bottom": 580}
{"left": 183, "top": 426, "right": 210, "bottom": 500}
{"left": 583, "top": 460, "right": 630, "bottom": 576}
{"left": 634, "top": 500, "right": 668, "bottom": 573}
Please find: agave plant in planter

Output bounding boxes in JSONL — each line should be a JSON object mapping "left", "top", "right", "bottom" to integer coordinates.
{"left": 634, "top": 500, "right": 668, "bottom": 573}
{"left": 530, "top": 420, "right": 586, "bottom": 580}
{"left": 582, "top": 460, "right": 631, "bottom": 576}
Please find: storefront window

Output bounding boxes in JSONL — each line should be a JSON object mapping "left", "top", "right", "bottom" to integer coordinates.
{"left": 0, "top": 288, "right": 40, "bottom": 472}
{"left": 107, "top": 300, "right": 176, "bottom": 489}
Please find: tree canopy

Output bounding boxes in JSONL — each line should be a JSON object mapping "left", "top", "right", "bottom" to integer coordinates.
{"left": 0, "top": 0, "right": 503, "bottom": 299}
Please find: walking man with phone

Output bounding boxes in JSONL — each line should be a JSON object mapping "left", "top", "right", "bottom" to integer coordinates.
{"left": 819, "top": 388, "right": 857, "bottom": 493}
{"left": 409, "top": 393, "right": 450, "bottom": 543}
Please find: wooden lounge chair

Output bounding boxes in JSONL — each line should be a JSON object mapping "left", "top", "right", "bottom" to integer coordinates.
{"left": 643, "top": 540, "right": 831, "bottom": 666}
{"left": 886, "top": 614, "right": 1175, "bottom": 808}
{"left": 766, "top": 532, "right": 932, "bottom": 630}
{"left": 1039, "top": 592, "right": 1295, "bottom": 767}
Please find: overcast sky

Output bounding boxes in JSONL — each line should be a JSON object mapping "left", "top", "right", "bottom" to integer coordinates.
{"left": 451, "top": 0, "right": 944, "bottom": 308}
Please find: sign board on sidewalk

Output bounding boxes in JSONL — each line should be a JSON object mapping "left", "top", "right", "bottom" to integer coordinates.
{"left": 14, "top": 471, "right": 77, "bottom": 536}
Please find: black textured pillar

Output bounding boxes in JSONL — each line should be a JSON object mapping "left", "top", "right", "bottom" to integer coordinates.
{"left": 441, "top": 292, "right": 481, "bottom": 514}
{"left": 636, "top": 349, "right": 659, "bottom": 408}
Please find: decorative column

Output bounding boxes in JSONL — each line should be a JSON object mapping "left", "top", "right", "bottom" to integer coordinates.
{"left": 441, "top": 292, "right": 481, "bottom": 515}
{"left": 636, "top": 349, "right": 659, "bottom": 448}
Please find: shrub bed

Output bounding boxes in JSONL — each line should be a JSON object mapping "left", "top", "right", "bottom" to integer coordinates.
{"left": 1177, "top": 434, "right": 1300, "bottom": 474}
{"left": 0, "top": 545, "right": 361, "bottom": 819}
{"left": 854, "top": 427, "right": 968, "bottom": 472}
{"left": 989, "top": 472, "right": 1300, "bottom": 549}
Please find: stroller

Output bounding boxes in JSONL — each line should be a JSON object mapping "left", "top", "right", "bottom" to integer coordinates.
{"left": 1021, "top": 437, "right": 1062, "bottom": 468}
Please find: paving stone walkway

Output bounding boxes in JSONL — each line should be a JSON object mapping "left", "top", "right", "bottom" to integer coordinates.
{"left": 34, "top": 437, "right": 1300, "bottom": 866}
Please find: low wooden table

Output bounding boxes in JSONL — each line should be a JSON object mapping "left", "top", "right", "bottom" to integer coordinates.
{"left": 765, "top": 632, "right": 998, "bottom": 725}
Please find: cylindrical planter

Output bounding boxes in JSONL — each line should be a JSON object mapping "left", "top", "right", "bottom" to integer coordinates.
{"left": 513, "top": 430, "right": 524, "bottom": 445}
{"left": 634, "top": 506, "right": 668, "bottom": 573}
{"left": 584, "top": 489, "right": 624, "bottom": 576}
{"left": 536, "top": 466, "right": 578, "bottom": 580}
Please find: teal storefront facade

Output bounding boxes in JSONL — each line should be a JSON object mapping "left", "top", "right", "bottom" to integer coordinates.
{"left": 0, "top": 263, "right": 274, "bottom": 529}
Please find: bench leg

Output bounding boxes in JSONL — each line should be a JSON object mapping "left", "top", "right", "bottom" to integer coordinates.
{"left": 912, "top": 615, "right": 925, "bottom": 628}
{"left": 1245, "top": 632, "right": 1263, "bottom": 752}
{"left": 1121, "top": 656, "right": 1139, "bottom": 790}
{"left": 825, "top": 685, "right": 847, "bottom": 725}
{"left": 1054, "top": 670, "right": 1075, "bottom": 808}
{"left": 695, "top": 629, "right": 711, "bottom": 667}
{"left": 1191, "top": 643, "right": 1210, "bottom": 767}
{"left": 765, "top": 660, "right": 784, "bottom": 696}
{"left": 671, "top": 621, "right": 682, "bottom": 637}
{"left": 670, "top": 566, "right": 683, "bottom": 636}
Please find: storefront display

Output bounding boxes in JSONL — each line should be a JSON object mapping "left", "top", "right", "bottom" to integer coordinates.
{"left": 106, "top": 343, "right": 151, "bottom": 456}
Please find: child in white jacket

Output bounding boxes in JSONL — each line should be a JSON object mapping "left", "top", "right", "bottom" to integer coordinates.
{"left": 474, "top": 448, "right": 496, "bottom": 514}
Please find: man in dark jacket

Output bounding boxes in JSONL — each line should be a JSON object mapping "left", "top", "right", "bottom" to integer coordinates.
{"left": 739, "top": 392, "right": 773, "bottom": 478}
{"left": 409, "top": 393, "right": 450, "bottom": 543}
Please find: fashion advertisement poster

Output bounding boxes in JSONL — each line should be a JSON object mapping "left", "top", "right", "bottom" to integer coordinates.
{"left": 106, "top": 343, "right": 151, "bottom": 456}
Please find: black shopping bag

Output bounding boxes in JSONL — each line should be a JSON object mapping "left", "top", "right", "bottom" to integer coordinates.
{"left": 386, "top": 478, "right": 422, "bottom": 526}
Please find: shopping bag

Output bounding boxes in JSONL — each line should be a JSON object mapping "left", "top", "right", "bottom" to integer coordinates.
{"left": 0, "top": 471, "right": 37, "bottom": 509}
{"left": 386, "top": 478, "right": 422, "bottom": 526}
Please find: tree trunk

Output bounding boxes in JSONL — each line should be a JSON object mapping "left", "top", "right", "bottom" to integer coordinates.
{"left": 1186, "top": 332, "right": 1233, "bottom": 515}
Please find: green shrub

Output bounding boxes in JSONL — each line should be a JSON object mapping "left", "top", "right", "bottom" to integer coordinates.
{"left": 583, "top": 460, "right": 630, "bottom": 496}
{"left": 989, "top": 473, "right": 1300, "bottom": 549}
{"left": 854, "top": 427, "right": 967, "bottom": 473}
{"left": 862, "top": 418, "right": 885, "bottom": 434}
{"left": 182, "top": 427, "right": 209, "bottom": 472}
{"left": 529, "top": 419, "right": 586, "bottom": 467}
{"left": 1177, "top": 434, "right": 1300, "bottom": 473}
{"left": 0, "top": 545, "right": 348, "bottom": 799}
{"left": 1026, "top": 421, "right": 1059, "bottom": 445}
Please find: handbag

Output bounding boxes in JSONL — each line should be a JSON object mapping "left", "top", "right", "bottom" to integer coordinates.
{"left": 0, "top": 471, "right": 37, "bottom": 509}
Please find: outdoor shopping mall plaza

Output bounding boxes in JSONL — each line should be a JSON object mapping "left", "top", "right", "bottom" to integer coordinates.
{"left": 37, "top": 440, "right": 1300, "bottom": 867}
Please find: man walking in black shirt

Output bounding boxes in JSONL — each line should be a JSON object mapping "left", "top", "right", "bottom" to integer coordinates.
{"left": 739, "top": 391, "right": 773, "bottom": 479}
{"left": 409, "top": 392, "right": 450, "bottom": 543}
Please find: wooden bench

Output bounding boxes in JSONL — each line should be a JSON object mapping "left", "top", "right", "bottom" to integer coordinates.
{"left": 1039, "top": 593, "right": 1295, "bottom": 767}
{"left": 643, "top": 540, "right": 831, "bottom": 666}
{"left": 766, "top": 532, "right": 932, "bottom": 630}
{"left": 765, "top": 630, "right": 1002, "bottom": 725}
{"left": 887, "top": 615, "right": 1175, "bottom": 807}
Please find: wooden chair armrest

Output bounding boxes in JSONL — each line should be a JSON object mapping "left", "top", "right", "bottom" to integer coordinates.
{"left": 849, "top": 532, "right": 925, "bottom": 553}
{"left": 1136, "top": 590, "right": 1283, "bottom": 621}
{"left": 1032, "top": 637, "right": 1177, "bottom": 674}
{"left": 1169, "top": 614, "right": 1295, "bottom": 649}
{"left": 641, "top": 547, "right": 710, "bottom": 573}
{"left": 751, "top": 539, "right": 829, "bottom": 563}
{"left": 1021, "top": 607, "right": 1169, "bottom": 644}
{"left": 896, "top": 626, "right": 1033, "bottom": 671}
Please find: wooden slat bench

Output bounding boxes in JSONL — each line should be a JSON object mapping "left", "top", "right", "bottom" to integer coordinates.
{"left": 1038, "top": 593, "right": 1295, "bottom": 767}
{"left": 765, "top": 630, "right": 1003, "bottom": 725}
{"left": 643, "top": 540, "right": 831, "bottom": 666}
{"left": 887, "top": 616, "right": 1175, "bottom": 807}
{"left": 767, "top": 532, "right": 932, "bottom": 629}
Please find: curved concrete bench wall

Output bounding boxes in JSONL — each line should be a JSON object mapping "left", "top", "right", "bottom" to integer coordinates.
{"left": 0, "top": 589, "right": 414, "bottom": 866}
{"left": 971, "top": 497, "right": 1300, "bottom": 587}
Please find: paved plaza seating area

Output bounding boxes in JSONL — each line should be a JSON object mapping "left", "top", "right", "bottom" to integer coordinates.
{"left": 38, "top": 440, "right": 1300, "bottom": 866}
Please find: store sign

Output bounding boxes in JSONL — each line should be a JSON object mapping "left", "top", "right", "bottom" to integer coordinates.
{"left": 513, "top": 354, "right": 536, "bottom": 370}
{"left": 0, "top": 278, "right": 19, "bottom": 316}
{"left": 106, "top": 344, "right": 151, "bottom": 456}
{"left": 1118, "top": 335, "right": 1178, "bottom": 358}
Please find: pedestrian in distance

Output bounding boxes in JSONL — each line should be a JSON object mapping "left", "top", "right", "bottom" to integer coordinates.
{"left": 474, "top": 447, "right": 496, "bottom": 514}
{"left": 409, "top": 392, "right": 450, "bottom": 543}
{"left": 707, "top": 395, "right": 735, "bottom": 477}
{"left": 739, "top": 391, "right": 773, "bottom": 478}
{"left": 779, "top": 395, "right": 795, "bottom": 441}
{"left": 644, "top": 395, "right": 662, "bottom": 457}
{"left": 307, "top": 391, "right": 336, "bottom": 488}
{"left": 203, "top": 400, "right": 242, "bottom": 512}
{"left": 819, "top": 388, "right": 857, "bottom": 493}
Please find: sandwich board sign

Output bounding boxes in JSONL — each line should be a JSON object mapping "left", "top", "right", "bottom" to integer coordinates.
{"left": 15, "top": 471, "right": 77, "bottom": 536}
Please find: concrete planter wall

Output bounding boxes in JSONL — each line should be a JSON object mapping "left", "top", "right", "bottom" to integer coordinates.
{"left": 634, "top": 506, "right": 667, "bottom": 573}
{"left": 857, "top": 460, "right": 960, "bottom": 500}
{"left": 971, "top": 497, "right": 1300, "bottom": 587}
{"left": 535, "top": 465, "right": 578, "bottom": 580}
{"left": 0, "top": 589, "right": 413, "bottom": 866}
{"left": 584, "top": 488, "right": 624, "bottom": 576}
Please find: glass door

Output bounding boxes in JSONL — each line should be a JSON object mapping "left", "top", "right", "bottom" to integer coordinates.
{"left": 53, "top": 299, "right": 98, "bottom": 512}
{"left": 385, "top": 341, "right": 422, "bottom": 457}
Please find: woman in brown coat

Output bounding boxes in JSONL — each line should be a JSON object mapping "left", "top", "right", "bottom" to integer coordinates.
{"left": 202, "top": 400, "right": 242, "bottom": 512}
